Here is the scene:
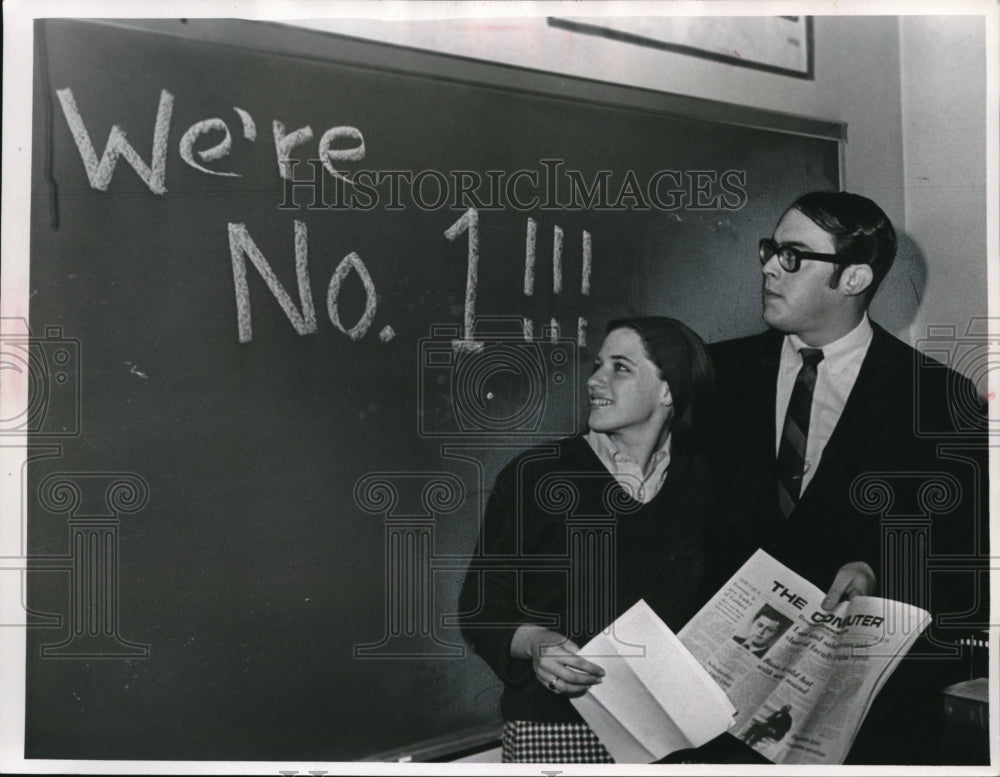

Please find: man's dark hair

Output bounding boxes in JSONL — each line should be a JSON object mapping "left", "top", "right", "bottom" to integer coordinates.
{"left": 790, "top": 191, "right": 898, "bottom": 302}
{"left": 751, "top": 603, "right": 784, "bottom": 623}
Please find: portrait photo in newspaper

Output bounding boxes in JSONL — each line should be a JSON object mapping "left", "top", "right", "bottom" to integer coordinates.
{"left": 731, "top": 605, "right": 793, "bottom": 659}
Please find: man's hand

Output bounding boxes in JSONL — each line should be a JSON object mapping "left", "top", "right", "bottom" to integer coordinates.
{"left": 822, "top": 561, "right": 876, "bottom": 610}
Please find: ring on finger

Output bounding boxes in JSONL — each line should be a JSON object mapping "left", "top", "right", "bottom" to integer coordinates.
{"left": 548, "top": 678, "right": 557, "bottom": 691}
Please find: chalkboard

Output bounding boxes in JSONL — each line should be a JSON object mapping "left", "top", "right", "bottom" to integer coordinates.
{"left": 25, "top": 18, "right": 842, "bottom": 761}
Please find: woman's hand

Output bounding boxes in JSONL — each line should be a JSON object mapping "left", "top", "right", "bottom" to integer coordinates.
{"left": 510, "top": 624, "right": 605, "bottom": 697}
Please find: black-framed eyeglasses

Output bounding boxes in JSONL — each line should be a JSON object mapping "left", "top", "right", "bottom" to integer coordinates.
{"left": 759, "top": 237, "right": 850, "bottom": 273}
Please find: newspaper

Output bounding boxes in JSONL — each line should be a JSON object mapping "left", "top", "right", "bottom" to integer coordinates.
{"left": 569, "top": 600, "right": 737, "bottom": 763}
{"left": 678, "top": 549, "right": 931, "bottom": 764}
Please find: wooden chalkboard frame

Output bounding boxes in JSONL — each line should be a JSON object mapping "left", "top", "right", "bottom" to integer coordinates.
{"left": 82, "top": 17, "right": 845, "bottom": 143}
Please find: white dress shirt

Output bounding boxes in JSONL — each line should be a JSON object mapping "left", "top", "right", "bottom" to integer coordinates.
{"left": 775, "top": 314, "right": 874, "bottom": 492}
{"left": 584, "top": 430, "right": 672, "bottom": 504}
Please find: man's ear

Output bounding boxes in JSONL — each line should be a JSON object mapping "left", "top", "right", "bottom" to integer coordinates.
{"left": 839, "top": 264, "right": 874, "bottom": 297}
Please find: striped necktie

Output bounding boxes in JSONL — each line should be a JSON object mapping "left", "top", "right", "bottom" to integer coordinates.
{"left": 777, "top": 347, "right": 824, "bottom": 517}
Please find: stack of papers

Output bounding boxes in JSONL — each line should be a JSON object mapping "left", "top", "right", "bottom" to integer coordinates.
{"left": 569, "top": 599, "right": 736, "bottom": 763}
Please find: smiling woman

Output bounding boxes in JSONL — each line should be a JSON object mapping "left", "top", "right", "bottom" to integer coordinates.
{"left": 587, "top": 327, "right": 673, "bottom": 464}
{"left": 458, "top": 317, "right": 715, "bottom": 764}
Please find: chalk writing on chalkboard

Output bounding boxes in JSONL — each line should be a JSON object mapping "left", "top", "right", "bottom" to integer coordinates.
{"left": 228, "top": 210, "right": 591, "bottom": 348}
{"left": 53, "top": 82, "right": 755, "bottom": 352}
{"left": 54, "top": 85, "right": 750, "bottom": 211}
{"left": 56, "top": 86, "right": 368, "bottom": 191}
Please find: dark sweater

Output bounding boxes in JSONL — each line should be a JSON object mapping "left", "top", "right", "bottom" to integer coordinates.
{"left": 458, "top": 436, "right": 711, "bottom": 723}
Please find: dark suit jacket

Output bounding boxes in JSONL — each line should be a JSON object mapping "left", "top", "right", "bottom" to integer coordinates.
{"left": 705, "top": 323, "right": 988, "bottom": 764}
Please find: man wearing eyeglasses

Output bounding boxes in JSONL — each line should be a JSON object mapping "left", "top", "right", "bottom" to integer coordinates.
{"left": 703, "top": 191, "right": 987, "bottom": 764}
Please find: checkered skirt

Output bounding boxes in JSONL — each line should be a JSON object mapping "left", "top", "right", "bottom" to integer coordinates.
{"left": 502, "top": 720, "right": 615, "bottom": 763}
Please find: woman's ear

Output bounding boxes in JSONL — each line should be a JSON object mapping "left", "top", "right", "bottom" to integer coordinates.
{"left": 661, "top": 383, "right": 673, "bottom": 407}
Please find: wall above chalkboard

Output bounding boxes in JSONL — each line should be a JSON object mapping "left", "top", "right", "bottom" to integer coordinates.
{"left": 26, "top": 17, "right": 842, "bottom": 761}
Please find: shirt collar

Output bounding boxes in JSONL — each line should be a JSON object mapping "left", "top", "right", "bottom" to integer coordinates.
{"left": 787, "top": 313, "right": 873, "bottom": 366}
{"left": 585, "top": 429, "right": 673, "bottom": 504}
{"left": 585, "top": 429, "right": 672, "bottom": 472}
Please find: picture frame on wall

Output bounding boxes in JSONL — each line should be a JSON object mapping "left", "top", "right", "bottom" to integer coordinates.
{"left": 548, "top": 16, "right": 814, "bottom": 79}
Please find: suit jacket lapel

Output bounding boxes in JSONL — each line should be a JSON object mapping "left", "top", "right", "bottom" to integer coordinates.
{"left": 757, "top": 331, "right": 782, "bottom": 468}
